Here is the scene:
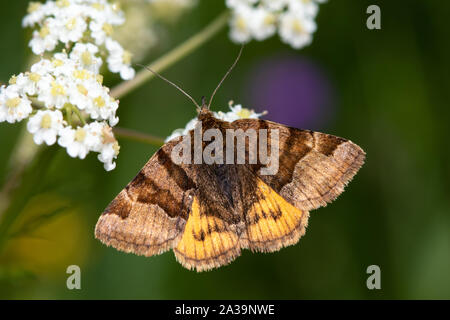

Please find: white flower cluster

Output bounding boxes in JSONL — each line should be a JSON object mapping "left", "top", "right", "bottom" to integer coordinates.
{"left": 0, "top": 54, "right": 120, "bottom": 170}
{"left": 23, "top": 0, "right": 135, "bottom": 80}
{"left": 165, "top": 103, "right": 265, "bottom": 142}
{"left": 0, "top": 0, "right": 137, "bottom": 171}
{"left": 227, "top": 0, "right": 327, "bottom": 49}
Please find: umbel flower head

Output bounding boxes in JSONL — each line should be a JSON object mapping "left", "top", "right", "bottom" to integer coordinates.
{"left": 0, "top": 0, "right": 132, "bottom": 171}
{"left": 23, "top": 0, "right": 135, "bottom": 80}
{"left": 0, "top": 54, "right": 120, "bottom": 171}
{"left": 227, "top": 0, "right": 326, "bottom": 49}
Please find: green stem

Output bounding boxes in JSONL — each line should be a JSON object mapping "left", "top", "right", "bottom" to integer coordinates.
{"left": 70, "top": 104, "right": 86, "bottom": 126}
{"left": 110, "top": 10, "right": 230, "bottom": 100}
{"left": 113, "top": 127, "right": 165, "bottom": 147}
{"left": 64, "top": 104, "right": 73, "bottom": 126}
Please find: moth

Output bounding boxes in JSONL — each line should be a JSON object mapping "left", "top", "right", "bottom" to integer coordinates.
{"left": 95, "top": 49, "right": 365, "bottom": 272}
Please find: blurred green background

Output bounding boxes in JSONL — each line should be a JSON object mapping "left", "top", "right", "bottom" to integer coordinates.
{"left": 0, "top": 0, "right": 449, "bottom": 299}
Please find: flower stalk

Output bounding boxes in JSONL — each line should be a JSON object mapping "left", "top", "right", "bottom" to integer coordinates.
{"left": 113, "top": 127, "right": 165, "bottom": 147}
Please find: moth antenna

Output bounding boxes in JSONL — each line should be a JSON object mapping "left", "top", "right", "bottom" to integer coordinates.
{"left": 136, "top": 64, "right": 200, "bottom": 109}
{"left": 208, "top": 45, "right": 244, "bottom": 109}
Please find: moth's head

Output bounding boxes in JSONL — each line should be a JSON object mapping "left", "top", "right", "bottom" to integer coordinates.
{"left": 197, "top": 96, "right": 213, "bottom": 120}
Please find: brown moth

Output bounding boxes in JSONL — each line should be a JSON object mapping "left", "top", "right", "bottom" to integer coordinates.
{"left": 95, "top": 50, "right": 365, "bottom": 272}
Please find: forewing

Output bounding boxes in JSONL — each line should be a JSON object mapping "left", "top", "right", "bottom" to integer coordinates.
{"left": 95, "top": 138, "right": 195, "bottom": 257}
{"left": 232, "top": 119, "right": 366, "bottom": 211}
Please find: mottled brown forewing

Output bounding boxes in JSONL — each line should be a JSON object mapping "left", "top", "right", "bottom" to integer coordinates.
{"left": 231, "top": 119, "right": 366, "bottom": 211}
{"left": 95, "top": 137, "right": 195, "bottom": 257}
{"left": 95, "top": 111, "right": 365, "bottom": 272}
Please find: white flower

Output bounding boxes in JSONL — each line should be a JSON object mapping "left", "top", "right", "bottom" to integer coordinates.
{"left": 27, "top": 109, "right": 64, "bottom": 145}
{"left": 30, "top": 58, "right": 54, "bottom": 75}
{"left": 58, "top": 15, "right": 88, "bottom": 44}
{"left": 227, "top": 0, "right": 326, "bottom": 49}
{"left": 66, "top": 80, "right": 92, "bottom": 111}
{"left": 69, "top": 66, "right": 105, "bottom": 109}
{"left": 29, "top": 22, "right": 59, "bottom": 54}
{"left": 12, "top": 60, "right": 55, "bottom": 97}
{"left": 229, "top": 4, "right": 253, "bottom": 43}
{"left": 288, "top": 0, "right": 320, "bottom": 17}
{"left": 15, "top": 72, "right": 45, "bottom": 96}
{"left": 91, "top": 122, "right": 120, "bottom": 171}
{"left": 70, "top": 43, "right": 103, "bottom": 74}
{"left": 2, "top": 1, "right": 128, "bottom": 171}
{"left": 165, "top": 118, "right": 198, "bottom": 142}
{"left": 105, "top": 39, "right": 135, "bottom": 80}
{"left": 249, "top": 7, "right": 277, "bottom": 41}
{"left": 37, "top": 76, "right": 70, "bottom": 109}
{"left": 57, "top": 121, "right": 119, "bottom": 170}
{"left": 23, "top": 0, "right": 125, "bottom": 48}
{"left": 279, "top": 10, "right": 317, "bottom": 49}
{"left": 13, "top": 55, "right": 119, "bottom": 127}
{"left": 5, "top": 53, "right": 119, "bottom": 127}
{"left": 184, "top": 118, "right": 199, "bottom": 131}
{"left": 58, "top": 123, "right": 97, "bottom": 159}
{"left": 87, "top": 1, "right": 125, "bottom": 26}
{"left": 22, "top": 0, "right": 133, "bottom": 80}
{"left": 22, "top": 2, "right": 53, "bottom": 27}
{"left": 0, "top": 86, "right": 33, "bottom": 123}
{"left": 86, "top": 86, "right": 119, "bottom": 126}
{"left": 53, "top": 52, "right": 81, "bottom": 76}
{"left": 215, "top": 103, "right": 264, "bottom": 122}
{"left": 89, "top": 19, "right": 111, "bottom": 46}
{"left": 98, "top": 141, "right": 119, "bottom": 171}
{"left": 165, "top": 129, "right": 185, "bottom": 142}
{"left": 85, "top": 121, "right": 106, "bottom": 151}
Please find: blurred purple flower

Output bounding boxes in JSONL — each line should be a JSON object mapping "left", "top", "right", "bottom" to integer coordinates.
{"left": 246, "top": 54, "right": 335, "bottom": 130}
